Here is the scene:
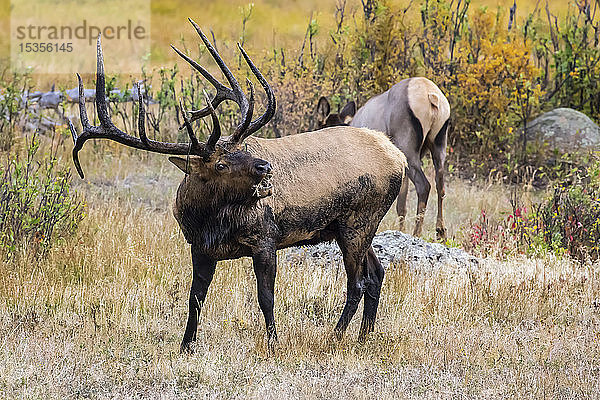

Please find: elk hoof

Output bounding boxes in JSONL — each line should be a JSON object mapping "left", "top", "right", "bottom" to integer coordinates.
{"left": 266, "top": 330, "right": 278, "bottom": 353}
{"left": 180, "top": 341, "right": 195, "bottom": 355}
{"left": 358, "top": 331, "right": 369, "bottom": 343}
{"left": 359, "top": 320, "right": 374, "bottom": 342}
{"left": 397, "top": 216, "right": 406, "bottom": 232}
{"left": 436, "top": 227, "right": 447, "bottom": 240}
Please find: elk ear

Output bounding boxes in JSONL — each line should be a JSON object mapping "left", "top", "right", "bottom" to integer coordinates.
{"left": 316, "top": 97, "right": 331, "bottom": 123}
{"left": 169, "top": 156, "right": 191, "bottom": 174}
{"left": 339, "top": 101, "right": 356, "bottom": 124}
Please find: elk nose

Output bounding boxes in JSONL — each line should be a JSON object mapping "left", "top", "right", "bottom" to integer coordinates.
{"left": 255, "top": 160, "right": 272, "bottom": 175}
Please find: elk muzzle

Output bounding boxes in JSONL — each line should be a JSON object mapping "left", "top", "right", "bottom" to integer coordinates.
{"left": 253, "top": 160, "right": 273, "bottom": 199}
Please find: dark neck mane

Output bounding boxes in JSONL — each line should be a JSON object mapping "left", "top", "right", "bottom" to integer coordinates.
{"left": 178, "top": 179, "right": 261, "bottom": 250}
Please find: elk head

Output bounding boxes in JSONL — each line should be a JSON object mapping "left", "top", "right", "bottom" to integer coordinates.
{"left": 68, "top": 19, "right": 276, "bottom": 201}
{"left": 168, "top": 148, "right": 273, "bottom": 201}
{"left": 315, "top": 96, "right": 356, "bottom": 129}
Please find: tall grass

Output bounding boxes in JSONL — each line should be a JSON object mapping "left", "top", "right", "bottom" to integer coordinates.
{"left": 1, "top": 207, "right": 598, "bottom": 397}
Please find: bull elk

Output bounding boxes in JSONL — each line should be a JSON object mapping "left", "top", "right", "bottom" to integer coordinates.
{"left": 69, "top": 20, "right": 407, "bottom": 352}
{"left": 316, "top": 78, "right": 450, "bottom": 239}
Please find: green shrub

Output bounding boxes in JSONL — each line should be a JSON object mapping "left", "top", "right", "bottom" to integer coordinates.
{"left": 0, "top": 137, "right": 85, "bottom": 258}
{"left": 0, "top": 68, "right": 33, "bottom": 150}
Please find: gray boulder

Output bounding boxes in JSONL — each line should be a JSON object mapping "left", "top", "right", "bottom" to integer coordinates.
{"left": 281, "top": 230, "right": 479, "bottom": 272}
{"left": 526, "top": 107, "right": 600, "bottom": 151}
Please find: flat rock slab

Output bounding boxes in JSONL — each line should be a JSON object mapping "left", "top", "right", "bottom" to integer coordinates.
{"left": 527, "top": 107, "right": 600, "bottom": 151}
{"left": 282, "top": 230, "right": 480, "bottom": 272}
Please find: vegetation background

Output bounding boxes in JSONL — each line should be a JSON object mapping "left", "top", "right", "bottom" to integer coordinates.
{"left": 1, "top": 0, "right": 600, "bottom": 398}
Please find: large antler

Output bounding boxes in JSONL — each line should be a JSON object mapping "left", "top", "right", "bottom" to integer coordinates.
{"left": 70, "top": 18, "right": 275, "bottom": 179}
{"left": 69, "top": 35, "right": 221, "bottom": 179}
{"left": 172, "top": 18, "right": 276, "bottom": 143}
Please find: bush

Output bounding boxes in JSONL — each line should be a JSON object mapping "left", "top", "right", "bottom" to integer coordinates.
{"left": 462, "top": 155, "right": 600, "bottom": 262}
{"left": 530, "top": 156, "right": 600, "bottom": 262}
{"left": 0, "top": 68, "right": 33, "bottom": 150}
{"left": 299, "top": 0, "right": 598, "bottom": 181}
{"left": 462, "top": 209, "right": 514, "bottom": 258}
{"left": 0, "top": 136, "right": 85, "bottom": 258}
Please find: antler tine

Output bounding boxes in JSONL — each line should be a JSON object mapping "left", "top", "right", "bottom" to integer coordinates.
{"left": 170, "top": 44, "right": 233, "bottom": 106}
{"left": 68, "top": 119, "right": 85, "bottom": 179}
{"left": 76, "top": 73, "right": 91, "bottom": 130}
{"left": 186, "top": 101, "right": 221, "bottom": 123}
{"left": 230, "top": 78, "right": 255, "bottom": 143}
{"left": 237, "top": 43, "right": 276, "bottom": 137}
{"left": 171, "top": 41, "right": 244, "bottom": 124}
{"left": 136, "top": 82, "right": 150, "bottom": 147}
{"left": 68, "top": 72, "right": 93, "bottom": 179}
{"left": 176, "top": 19, "right": 251, "bottom": 133}
{"left": 202, "top": 89, "right": 221, "bottom": 152}
{"left": 179, "top": 99, "right": 200, "bottom": 149}
{"left": 95, "top": 35, "right": 113, "bottom": 129}
{"left": 188, "top": 18, "right": 243, "bottom": 97}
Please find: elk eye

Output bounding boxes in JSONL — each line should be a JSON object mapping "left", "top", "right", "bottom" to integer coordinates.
{"left": 215, "top": 163, "right": 228, "bottom": 172}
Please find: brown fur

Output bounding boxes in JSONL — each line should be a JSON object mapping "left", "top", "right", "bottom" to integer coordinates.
{"left": 172, "top": 127, "right": 406, "bottom": 254}
{"left": 247, "top": 128, "right": 405, "bottom": 215}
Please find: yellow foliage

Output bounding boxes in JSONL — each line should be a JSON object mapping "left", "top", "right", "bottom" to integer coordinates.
{"left": 445, "top": 7, "right": 543, "bottom": 154}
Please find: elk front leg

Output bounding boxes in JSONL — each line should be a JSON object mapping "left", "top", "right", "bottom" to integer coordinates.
{"left": 181, "top": 247, "right": 216, "bottom": 353}
{"left": 252, "top": 247, "right": 278, "bottom": 349}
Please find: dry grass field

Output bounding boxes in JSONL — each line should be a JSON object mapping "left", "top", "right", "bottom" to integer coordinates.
{"left": 1, "top": 148, "right": 599, "bottom": 398}
{"left": 1, "top": 0, "right": 599, "bottom": 398}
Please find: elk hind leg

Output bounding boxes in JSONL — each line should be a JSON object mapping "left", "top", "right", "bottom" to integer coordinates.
{"left": 359, "top": 246, "right": 384, "bottom": 342}
{"left": 430, "top": 122, "right": 448, "bottom": 240}
{"left": 395, "top": 176, "right": 409, "bottom": 231}
{"left": 406, "top": 160, "right": 431, "bottom": 237}
{"left": 334, "top": 232, "right": 368, "bottom": 340}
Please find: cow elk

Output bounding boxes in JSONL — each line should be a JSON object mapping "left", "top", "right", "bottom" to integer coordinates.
{"left": 69, "top": 20, "right": 407, "bottom": 352}
{"left": 316, "top": 78, "right": 450, "bottom": 239}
